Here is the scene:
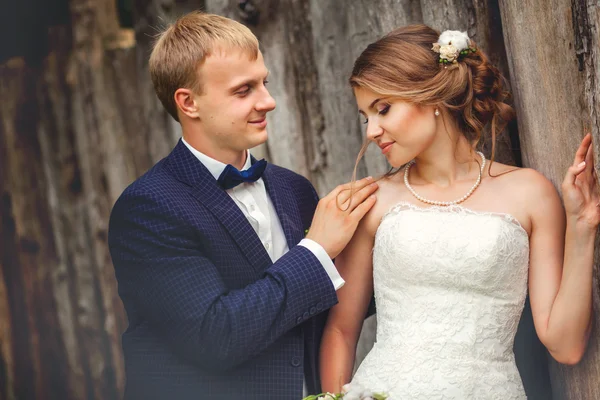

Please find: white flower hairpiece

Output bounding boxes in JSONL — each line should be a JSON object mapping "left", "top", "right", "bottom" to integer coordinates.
{"left": 431, "top": 30, "right": 476, "bottom": 64}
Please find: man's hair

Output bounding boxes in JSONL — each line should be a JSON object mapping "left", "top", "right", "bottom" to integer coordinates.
{"left": 149, "top": 11, "right": 259, "bottom": 121}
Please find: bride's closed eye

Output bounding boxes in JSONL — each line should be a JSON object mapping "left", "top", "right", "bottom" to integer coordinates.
{"left": 377, "top": 104, "right": 390, "bottom": 115}
{"left": 361, "top": 104, "right": 391, "bottom": 124}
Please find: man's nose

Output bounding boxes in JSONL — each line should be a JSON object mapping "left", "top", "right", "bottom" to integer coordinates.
{"left": 256, "top": 88, "right": 276, "bottom": 112}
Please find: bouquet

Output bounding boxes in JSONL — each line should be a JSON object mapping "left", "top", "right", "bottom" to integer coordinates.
{"left": 303, "top": 383, "right": 389, "bottom": 400}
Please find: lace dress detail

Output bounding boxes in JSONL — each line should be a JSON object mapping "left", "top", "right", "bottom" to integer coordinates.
{"left": 351, "top": 201, "right": 530, "bottom": 399}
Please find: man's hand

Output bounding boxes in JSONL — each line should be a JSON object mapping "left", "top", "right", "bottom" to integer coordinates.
{"left": 306, "top": 177, "right": 378, "bottom": 259}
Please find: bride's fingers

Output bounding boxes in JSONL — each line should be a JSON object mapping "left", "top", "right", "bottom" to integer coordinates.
{"left": 584, "top": 138, "right": 595, "bottom": 181}
{"left": 572, "top": 133, "right": 592, "bottom": 167}
{"left": 563, "top": 161, "right": 587, "bottom": 189}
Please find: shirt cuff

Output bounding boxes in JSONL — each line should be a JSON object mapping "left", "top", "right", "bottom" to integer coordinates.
{"left": 298, "top": 238, "right": 345, "bottom": 290}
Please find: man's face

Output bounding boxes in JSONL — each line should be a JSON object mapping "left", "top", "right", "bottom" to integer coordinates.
{"left": 193, "top": 49, "right": 275, "bottom": 160}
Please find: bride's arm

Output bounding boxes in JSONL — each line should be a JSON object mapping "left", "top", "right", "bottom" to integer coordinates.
{"left": 528, "top": 134, "right": 598, "bottom": 365}
{"left": 320, "top": 216, "right": 376, "bottom": 393}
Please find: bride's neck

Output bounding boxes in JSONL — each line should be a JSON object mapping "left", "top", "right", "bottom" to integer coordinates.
{"left": 410, "top": 134, "right": 480, "bottom": 188}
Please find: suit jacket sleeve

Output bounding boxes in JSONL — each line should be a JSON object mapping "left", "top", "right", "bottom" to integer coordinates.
{"left": 108, "top": 189, "right": 338, "bottom": 372}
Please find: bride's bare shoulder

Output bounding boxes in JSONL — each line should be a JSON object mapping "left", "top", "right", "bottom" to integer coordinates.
{"left": 487, "top": 162, "right": 561, "bottom": 222}
{"left": 487, "top": 162, "right": 555, "bottom": 191}
{"left": 360, "top": 171, "right": 408, "bottom": 236}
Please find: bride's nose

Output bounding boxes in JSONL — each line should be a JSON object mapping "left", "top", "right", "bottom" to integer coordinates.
{"left": 366, "top": 121, "right": 383, "bottom": 141}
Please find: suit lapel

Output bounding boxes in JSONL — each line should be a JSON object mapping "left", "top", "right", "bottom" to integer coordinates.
{"left": 165, "top": 140, "right": 271, "bottom": 274}
{"left": 261, "top": 165, "right": 305, "bottom": 249}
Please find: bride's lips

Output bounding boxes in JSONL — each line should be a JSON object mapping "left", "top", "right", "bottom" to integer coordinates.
{"left": 379, "top": 142, "right": 394, "bottom": 154}
{"left": 249, "top": 117, "right": 267, "bottom": 128}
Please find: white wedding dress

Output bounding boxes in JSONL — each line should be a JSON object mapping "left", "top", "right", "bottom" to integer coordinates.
{"left": 350, "top": 201, "right": 529, "bottom": 399}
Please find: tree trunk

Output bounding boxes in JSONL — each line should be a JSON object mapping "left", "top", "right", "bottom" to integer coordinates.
{"left": 0, "top": 0, "right": 184, "bottom": 398}
{"left": 499, "top": 0, "right": 600, "bottom": 399}
{"left": 1, "top": 57, "right": 73, "bottom": 400}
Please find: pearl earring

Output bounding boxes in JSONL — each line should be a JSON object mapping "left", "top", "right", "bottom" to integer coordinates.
{"left": 434, "top": 109, "right": 440, "bottom": 116}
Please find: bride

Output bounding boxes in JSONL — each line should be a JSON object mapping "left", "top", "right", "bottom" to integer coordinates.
{"left": 319, "top": 25, "right": 598, "bottom": 399}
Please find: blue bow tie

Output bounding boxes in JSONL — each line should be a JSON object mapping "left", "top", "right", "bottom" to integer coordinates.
{"left": 217, "top": 159, "right": 267, "bottom": 190}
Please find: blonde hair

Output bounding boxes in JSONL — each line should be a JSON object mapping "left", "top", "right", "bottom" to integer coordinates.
{"left": 349, "top": 24, "right": 515, "bottom": 181}
{"left": 149, "top": 11, "right": 260, "bottom": 121}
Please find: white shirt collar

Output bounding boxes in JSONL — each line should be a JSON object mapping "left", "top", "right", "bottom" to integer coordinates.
{"left": 181, "top": 137, "right": 251, "bottom": 181}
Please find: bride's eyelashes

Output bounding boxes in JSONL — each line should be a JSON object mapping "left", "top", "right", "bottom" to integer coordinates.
{"left": 377, "top": 104, "right": 390, "bottom": 115}
{"left": 361, "top": 104, "right": 391, "bottom": 124}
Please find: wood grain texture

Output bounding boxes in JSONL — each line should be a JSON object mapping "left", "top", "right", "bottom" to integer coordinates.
{"left": 0, "top": 0, "right": 177, "bottom": 397}
{"left": 499, "top": 0, "right": 600, "bottom": 398}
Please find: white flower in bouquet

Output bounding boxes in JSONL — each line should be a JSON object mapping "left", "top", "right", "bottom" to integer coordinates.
{"left": 302, "top": 382, "right": 388, "bottom": 400}
{"left": 317, "top": 393, "right": 337, "bottom": 400}
{"left": 341, "top": 384, "right": 352, "bottom": 395}
{"left": 340, "top": 383, "right": 388, "bottom": 400}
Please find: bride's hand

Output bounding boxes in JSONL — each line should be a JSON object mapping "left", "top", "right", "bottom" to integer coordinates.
{"left": 561, "top": 133, "right": 600, "bottom": 228}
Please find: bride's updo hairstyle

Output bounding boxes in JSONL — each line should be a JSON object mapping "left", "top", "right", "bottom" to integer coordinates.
{"left": 349, "top": 24, "right": 515, "bottom": 174}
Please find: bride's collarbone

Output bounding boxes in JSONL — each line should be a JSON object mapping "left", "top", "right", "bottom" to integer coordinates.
{"left": 368, "top": 173, "right": 531, "bottom": 235}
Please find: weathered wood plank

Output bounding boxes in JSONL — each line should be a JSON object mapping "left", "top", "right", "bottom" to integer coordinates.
{"left": 499, "top": 0, "right": 600, "bottom": 398}
{"left": 0, "top": 57, "right": 72, "bottom": 400}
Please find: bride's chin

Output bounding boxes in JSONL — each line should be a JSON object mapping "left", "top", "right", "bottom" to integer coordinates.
{"left": 388, "top": 156, "right": 412, "bottom": 169}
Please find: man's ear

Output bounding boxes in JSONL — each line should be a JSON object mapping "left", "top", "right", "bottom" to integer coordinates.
{"left": 174, "top": 88, "right": 200, "bottom": 119}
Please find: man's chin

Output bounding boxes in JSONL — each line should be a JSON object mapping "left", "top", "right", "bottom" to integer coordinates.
{"left": 250, "top": 129, "right": 268, "bottom": 147}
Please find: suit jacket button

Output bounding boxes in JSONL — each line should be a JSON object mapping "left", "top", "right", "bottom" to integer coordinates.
{"left": 309, "top": 307, "right": 317, "bottom": 315}
{"left": 291, "top": 356, "right": 302, "bottom": 367}
{"left": 297, "top": 316, "right": 303, "bottom": 324}
{"left": 316, "top": 302, "right": 323, "bottom": 311}
{"left": 303, "top": 311, "right": 310, "bottom": 319}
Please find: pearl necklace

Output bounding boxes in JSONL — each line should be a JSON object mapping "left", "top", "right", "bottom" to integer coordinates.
{"left": 404, "top": 152, "right": 486, "bottom": 206}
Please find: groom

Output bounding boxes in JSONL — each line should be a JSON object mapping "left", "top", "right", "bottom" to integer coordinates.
{"left": 108, "top": 11, "right": 377, "bottom": 400}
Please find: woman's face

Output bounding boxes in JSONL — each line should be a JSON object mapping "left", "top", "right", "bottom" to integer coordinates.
{"left": 354, "top": 87, "right": 438, "bottom": 168}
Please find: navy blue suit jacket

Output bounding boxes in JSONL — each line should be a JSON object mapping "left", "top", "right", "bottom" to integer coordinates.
{"left": 108, "top": 140, "right": 338, "bottom": 400}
